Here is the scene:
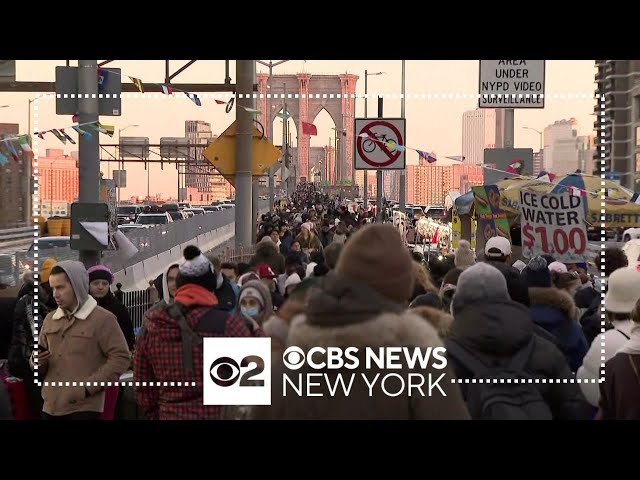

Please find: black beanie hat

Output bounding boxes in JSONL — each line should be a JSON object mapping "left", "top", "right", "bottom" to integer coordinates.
{"left": 176, "top": 245, "right": 217, "bottom": 291}
{"left": 521, "top": 255, "right": 552, "bottom": 288}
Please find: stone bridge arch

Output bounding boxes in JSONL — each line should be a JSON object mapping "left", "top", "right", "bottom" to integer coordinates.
{"left": 257, "top": 72, "right": 358, "bottom": 183}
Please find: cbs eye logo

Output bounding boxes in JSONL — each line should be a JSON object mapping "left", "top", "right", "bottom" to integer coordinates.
{"left": 282, "top": 346, "right": 305, "bottom": 370}
{"left": 209, "top": 355, "right": 265, "bottom": 387}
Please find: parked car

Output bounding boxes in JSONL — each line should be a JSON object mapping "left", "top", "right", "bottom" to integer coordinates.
{"left": 183, "top": 207, "right": 206, "bottom": 216}
{"left": 117, "top": 205, "right": 142, "bottom": 225}
{"left": 201, "top": 206, "right": 221, "bottom": 213}
{"left": 135, "top": 212, "right": 173, "bottom": 227}
{"left": 21, "top": 236, "right": 71, "bottom": 271}
{"left": 622, "top": 227, "right": 640, "bottom": 242}
{"left": 168, "top": 210, "right": 188, "bottom": 222}
{"left": 118, "top": 224, "right": 148, "bottom": 235}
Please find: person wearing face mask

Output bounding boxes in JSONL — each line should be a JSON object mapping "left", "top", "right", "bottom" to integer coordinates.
{"left": 236, "top": 280, "right": 273, "bottom": 329}
{"left": 87, "top": 265, "right": 135, "bottom": 351}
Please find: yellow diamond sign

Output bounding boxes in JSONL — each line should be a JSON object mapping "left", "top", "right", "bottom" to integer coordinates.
{"left": 203, "top": 120, "right": 282, "bottom": 187}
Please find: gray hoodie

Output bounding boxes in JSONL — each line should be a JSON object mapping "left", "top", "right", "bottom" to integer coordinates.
{"left": 54, "top": 260, "right": 90, "bottom": 312}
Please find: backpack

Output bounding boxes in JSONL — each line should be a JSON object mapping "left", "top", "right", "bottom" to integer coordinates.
{"left": 445, "top": 338, "right": 553, "bottom": 420}
{"left": 164, "top": 302, "right": 257, "bottom": 374}
{"left": 165, "top": 302, "right": 228, "bottom": 374}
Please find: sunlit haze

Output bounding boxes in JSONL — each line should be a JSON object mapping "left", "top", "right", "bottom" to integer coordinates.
{"left": 1, "top": 60, "right": 596, "bottom": 199}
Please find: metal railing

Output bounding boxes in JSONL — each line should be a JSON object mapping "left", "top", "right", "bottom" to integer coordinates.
{"left": 115, "top": 243, "right": 257, "bottom": 330}
{"left": 0, "top": 226, "right": 34, "bottom": 252}
{"left": 0, "top": 250, "right": 23, "bottom": 288}
{"left": 26, "top": 201, "right": 268, "bottom": 274}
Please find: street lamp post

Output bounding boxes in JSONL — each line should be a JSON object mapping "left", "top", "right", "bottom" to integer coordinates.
{"left": 363, "top": 70, "right": 385, "bottom": 208}
{"left": 257, "top": 60, "right": 290, "bottom": 212}
{"left": 522, "top": 126, "right": 543, "bottom": 173}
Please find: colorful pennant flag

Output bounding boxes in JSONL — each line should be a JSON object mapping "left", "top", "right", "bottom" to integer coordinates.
{"left": 72, "top": 125, "right": 91, "bottom": 137}
{"left": 301, "top": 121, "right": 317, "bottom": 136}
{"left": 161, "top": 85, "right": 174, "bottom": 95}
{"left": 96, "top": 123, "right": 115, "bottom": 137}
{"left": 129, "top": 76, "right": 144, "bottom": 93}
{"left": 445, "top": 155, "right": 465, "bottom": 162}
{"left": 568, "top": 186, "right": 587, "bottom": 197}
{"left": 631, "top": 192, "right": 640, "bottom": 205}
{"left": 3, "top": 139, "right": 21, "bottom": 162}
{"left": 0, "top": 151, "right": 7, "bottom": 166}
{"left": 59, "top": 129, "right": 76, "bottom": 145}
{"left": 506, "top": 160, "right": 523, "bottom": 175}
{"left": 18, "top": 136, "right": 34, "bottom": 158}
{"left": 417, "top": 150, "right": 436, "bottom": 163}
{"left": 241, "top": 106, "right": 261, "bottom": 114}
{"left": 50, "top": 129, "right": 67, "bottom": 144}
{"left": 184, "top": 92, "right": 201, "bottom": 106}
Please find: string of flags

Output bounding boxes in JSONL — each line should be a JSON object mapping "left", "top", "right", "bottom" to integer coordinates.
{"left": 97, "top": 66, "right": 296, "bottom": 116}
{"left": 356, "top": 132, "right": 464, "bottom": 164}
{"left": 0, "top": 119, "right": 117, "bottom": 166}
{"left": 0, "top": 134, "right": 31, "bottom": 166}
{"left": 99, "top": 67, "right": 258, "bottom": 112}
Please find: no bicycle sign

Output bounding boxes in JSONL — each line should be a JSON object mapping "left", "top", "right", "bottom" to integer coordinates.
{"left": 354, "top": 118, "right": 406, "bottom": 170}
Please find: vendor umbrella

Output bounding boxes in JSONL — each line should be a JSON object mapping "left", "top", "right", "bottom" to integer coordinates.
{"left": 499, "top": 173, "right": 640, "bottom": 228}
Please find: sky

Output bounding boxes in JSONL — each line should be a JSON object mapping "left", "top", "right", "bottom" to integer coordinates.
{"left": 0, "top": 60, "right": 597, "bottom": 199}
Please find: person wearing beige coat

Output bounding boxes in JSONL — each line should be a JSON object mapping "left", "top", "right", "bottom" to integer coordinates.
{"left": 35, "top": 260, "right": 131, "bottom": 419}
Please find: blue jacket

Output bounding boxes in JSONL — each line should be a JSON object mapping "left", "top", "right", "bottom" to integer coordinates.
{"left": 528, "top": 287, "right": 588, "bottom": 373}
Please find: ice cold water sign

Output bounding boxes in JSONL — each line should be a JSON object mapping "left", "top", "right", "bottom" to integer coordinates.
{"left": 479, "top": 60, "right": 545, "bottom": 108}
{"left": 519, "top": 191, "right": 588, "bottom": 263}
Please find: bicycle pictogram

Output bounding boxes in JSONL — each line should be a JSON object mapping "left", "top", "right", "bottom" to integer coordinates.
{"left": 362, "top": 133, "right": 397, "bottom": 153}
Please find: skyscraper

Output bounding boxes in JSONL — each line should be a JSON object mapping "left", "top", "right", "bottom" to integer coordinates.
{"left": 594, "top": 60, "right": 640, "bottom": 190}
{"left": 543, "top": 119, "right": 579, "bottom": 175}
{"left": 462, "top": 109, "right": 497, "bottom": 166}
{"left": 185, "top": 120, "right": 215, "bottom": 194}
{"left": 0, "top": 123, "right": 31, "bottom": 226}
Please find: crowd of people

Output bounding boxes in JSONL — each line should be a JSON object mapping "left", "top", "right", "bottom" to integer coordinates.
{"left": 1, "top": 182, "right": 639, "bottom": 420}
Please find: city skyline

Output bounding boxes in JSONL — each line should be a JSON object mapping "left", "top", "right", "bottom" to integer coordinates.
{"left": 0, "top": 60, "right": 597, "bottom": 198}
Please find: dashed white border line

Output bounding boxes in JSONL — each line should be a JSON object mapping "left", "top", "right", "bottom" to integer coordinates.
{"left": 32, "top": 94, "right": 41, "bottom": 384}
{"left": 30, "top": 91, "right": 603, "bottom": 388}
{"left": 599, "top": 93, "right": 606, "bottom": 383}
{"left": 51, "top": 92, "right": 598, "bottom": 101}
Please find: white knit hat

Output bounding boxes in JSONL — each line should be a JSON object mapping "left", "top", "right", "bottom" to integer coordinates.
{"left": 305, "top": 262, "right": 317, "bottom": 278}
{"left": 548, "top": 261, "right": 568, "bottom": 274}
{"left": 284, "top": 272, "right": 302, "bottom": 292}
{"left": 605, "top": 265, "right": 640, "bottom": 313}
{"left": 623, "top": 239, "right": 640, "bottom": 265}
{"left": 454, "top": 240, "right": 475, "bottom": 269}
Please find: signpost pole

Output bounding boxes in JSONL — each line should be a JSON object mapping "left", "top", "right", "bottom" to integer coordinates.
{"left": 504, "top": 108, "right": 515, "bottom": 148}
{"left": 376, "top": 96, "right": 383, "bottom": 223}
{"left": 78, "top": 60, "right": 101, "bottom": 268}
{"left": 235, "top": 60, "right": 254, "bottom": 248}
{"left": 399, "top": 60, "right": 406, "bottom": 210}
{"left": 363, "top": 70, "right": 368, "bottom": 210}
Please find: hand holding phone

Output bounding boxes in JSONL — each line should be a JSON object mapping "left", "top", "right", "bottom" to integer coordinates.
{"left": 36, "top": 344, "right": 51, "bottom": 366}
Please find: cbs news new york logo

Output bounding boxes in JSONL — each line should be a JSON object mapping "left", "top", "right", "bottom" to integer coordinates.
{"left": 203, "top": 338, "right": 272, "bottom": 405}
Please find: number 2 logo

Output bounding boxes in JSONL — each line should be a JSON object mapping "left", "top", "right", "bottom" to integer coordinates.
{"left": 209, "top": 356, "right": 265, "bottom": 387}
